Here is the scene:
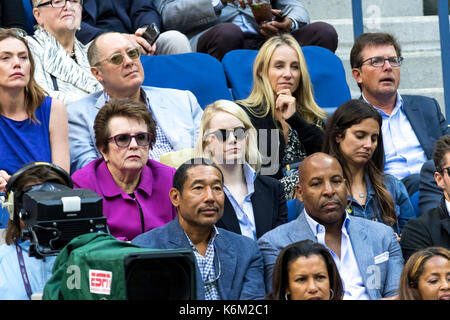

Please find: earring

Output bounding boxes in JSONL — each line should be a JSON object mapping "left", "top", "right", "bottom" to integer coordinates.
{"left": 284, "top": 292, "right": 290, "bottom": 300}
{"left": 329, "top": 289, "right": 334, "bottom": 300}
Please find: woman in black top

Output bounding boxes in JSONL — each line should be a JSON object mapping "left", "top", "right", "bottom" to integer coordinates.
{"left": 237, "top": 34, "right": 326, "bottom": 199}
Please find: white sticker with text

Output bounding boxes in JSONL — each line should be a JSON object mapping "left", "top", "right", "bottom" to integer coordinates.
{"left": 89, "top": 269, "right": 112, "bottom": 295}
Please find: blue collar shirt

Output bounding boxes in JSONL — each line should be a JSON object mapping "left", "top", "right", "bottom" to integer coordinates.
{"left": 0, "top": 241, "right": 56, "bottom": 300}
{"left": 304, "top": 210, "right": 370, "bottom": 300}
{"left": 347, "top": 173, "right": 400, "bottom": 235}
{"left": 363, "top": 92, "right": 427, "bottom": 179}
{"left": 223, "top": 163, "right": 257, "bottom": 240}
{"left": 185, "top": 226, "right": 220, "bottom": 300}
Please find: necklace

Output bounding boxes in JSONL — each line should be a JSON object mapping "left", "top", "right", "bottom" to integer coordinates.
{"left": 358, "top": 193, "right": 365, "bottom": 198}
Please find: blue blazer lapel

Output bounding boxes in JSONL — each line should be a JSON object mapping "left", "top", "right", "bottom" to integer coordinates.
{"left": 402, "top": 96, "right": 432, "bottom": 158}
{"left": 291, "top": 210, "right": 316, "bottom": 242}
{"left": 347, "top": 218, "right": 378, "bottom": 299}
{"left": 165, "top": 218, "right": 206, "bottom": 299}
{"left": 82, "top": 0, "right": 96, "bottom": 21}
{"left": 214, "top": 232, "right": 236, "bottom": 300}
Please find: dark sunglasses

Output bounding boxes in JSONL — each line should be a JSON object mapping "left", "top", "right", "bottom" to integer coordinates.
{"left": 94, "top": 48, "right": 140, "bottom": 66}
{"left": 212, "top": 127, "right": 248, "bottom": 142}
{"left": 107, "top": 132, "right": 151, "bottom": 148}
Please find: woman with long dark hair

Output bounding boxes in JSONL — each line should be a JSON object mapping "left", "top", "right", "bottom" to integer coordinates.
{"left": 322, "top": 99, "right": 415, "bottom": 234}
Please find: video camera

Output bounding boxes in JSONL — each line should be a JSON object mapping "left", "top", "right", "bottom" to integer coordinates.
{"left": 1, "top": 162, "right": 108, "bottom": 259}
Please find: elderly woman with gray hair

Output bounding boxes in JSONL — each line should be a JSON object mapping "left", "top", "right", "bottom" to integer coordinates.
{"left": 71, "top": 98, "right": 177, "bottom": 241}
{"left": 26, "top": 0, "right": 163, "bottom": 105}
{"left": 26, "top": 0, "right": 103, "bottom": 104}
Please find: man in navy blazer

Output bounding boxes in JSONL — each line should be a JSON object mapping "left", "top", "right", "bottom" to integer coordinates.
{"left": 132, "top": 159, "right": 266, "bottom": 300}
{"left": 350, "top": 32, "right": 449, "bottom": 195}
{"left": 76, "top": 0, "right": 191, "bottom": 54}
{"left": 257, "top": 153, "right": 404, "bottom": 300}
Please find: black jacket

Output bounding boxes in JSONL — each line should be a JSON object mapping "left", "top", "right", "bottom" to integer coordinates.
{"left": 240, "top": 106, "right": 324, "bottom": 179}
{"left": 400, "top": 197, "right": 450, "bottom": 261}
{"left": 216, "top": 175, "right": 288, "bottom": 239}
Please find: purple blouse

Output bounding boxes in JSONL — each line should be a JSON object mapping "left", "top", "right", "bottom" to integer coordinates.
{"left": 72, "top": 158, "right": 177, "bottom": 241}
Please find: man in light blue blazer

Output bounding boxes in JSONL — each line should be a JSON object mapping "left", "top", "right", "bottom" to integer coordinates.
{"left": 67, "top": 32, "right": 203, "bottom": 173}
{"left": 258, "top": 153, "right": 404, "bottom": 300}
{"left": 132, "top": 159, "right": 266, "bottom": 300}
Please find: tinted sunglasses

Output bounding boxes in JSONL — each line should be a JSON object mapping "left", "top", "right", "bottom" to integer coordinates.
{"left": 212, "top": 127, "right": 248, "bottom": 142}
{"left": 107, "top": 132, "right": 151, "bottom": 148}
{"left": 94, "top": 48, "right": 141, "bottom": 66}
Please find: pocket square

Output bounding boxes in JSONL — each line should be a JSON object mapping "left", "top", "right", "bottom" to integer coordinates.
{"left": 374, "top": 251, "right": 389, "bottom": 264}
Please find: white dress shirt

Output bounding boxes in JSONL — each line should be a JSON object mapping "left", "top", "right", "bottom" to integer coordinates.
{"left": 223, "top": 163, "right": 257, "bottom": 239}
{"left": 304, "top": 210, "right": 371, "bottom": 300}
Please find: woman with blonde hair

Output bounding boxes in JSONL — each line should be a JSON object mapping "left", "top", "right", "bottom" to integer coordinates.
{"left": 398, "top": 247, "right": 450, "bottom": 300}
{"left": 237, "top": 33, "right": 325, "bottom": 199}
{"left": 195, "top": 99, "right": 287, "bottom": 240}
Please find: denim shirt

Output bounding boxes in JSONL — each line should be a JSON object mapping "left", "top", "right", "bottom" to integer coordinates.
{"left": 0, "top": 241, "right": 56, "bottom": 300}
{"left": 347, "top": 174, "right": 415, "bottom": 234}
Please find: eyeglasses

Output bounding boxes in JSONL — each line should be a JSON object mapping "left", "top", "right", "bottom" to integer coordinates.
{"left": 359, "top": 56, "right": 403, "bottom": 68}
{"left": 441, "top": 167, "right": 450, "bottom": 176}
{"left": 37, "top": 0, "right": 83, "bottom": 8}
{"left": 107, "top": 132, "right": 151, "bottom": 148}
{"left": 211, "top": 127, "right": 248, "bottom": 142}
{"left": 94, "top": 48, "right": 141, "bottom": 66}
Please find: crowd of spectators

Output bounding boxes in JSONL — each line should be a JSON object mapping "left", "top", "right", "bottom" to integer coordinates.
{"left": 0, "top": 0, "right": 449, "bottom": 301}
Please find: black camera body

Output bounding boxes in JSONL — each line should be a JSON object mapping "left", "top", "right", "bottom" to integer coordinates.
{"left": 3, "top": 162, "right": 108, "bottom": 259}
{"left": 20, "top": 185, "right": 108, "bottom": 258}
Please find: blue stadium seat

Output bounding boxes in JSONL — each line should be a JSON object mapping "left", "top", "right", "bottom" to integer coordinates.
{"left": 410, "top": 190, "right": 420, "bottom": 218}
{"left": 222, "top": 46, "right": 351, "bottom": 114}
{"left": 141, "top": 53, "right": 233, "bottom": 109}
{"left": 222, "top": 49, "right": 258, "bottom": 101}
{"left": 22, "top": 0, "right": 36, "bottom": 35}
{"left": 301, "top": 46, "right": 351, "bottom": 115}
{"left": 0, "top": 193, "right": 8, "bottom": 229}
{"left": 287, "top": 198, "right": 302, "bottom": 222}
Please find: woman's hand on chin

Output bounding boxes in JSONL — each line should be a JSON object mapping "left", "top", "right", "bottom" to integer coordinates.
{"left": 275, "top": 88, "right": 296, "bottom": 120}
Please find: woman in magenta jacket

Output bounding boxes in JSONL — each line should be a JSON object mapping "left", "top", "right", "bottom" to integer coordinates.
{"left": 72, "top": 98, "right": 176, "bottom": 241}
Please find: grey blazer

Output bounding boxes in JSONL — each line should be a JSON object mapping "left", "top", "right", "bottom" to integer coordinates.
{"left": 132, "top": 217, "right": 266, "bottom": 300}
{"left": 153, "top": 0, "right": 310, "bottom": 45}
{"left": 257, "top": 210, "right": 404, "bottom": 300}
